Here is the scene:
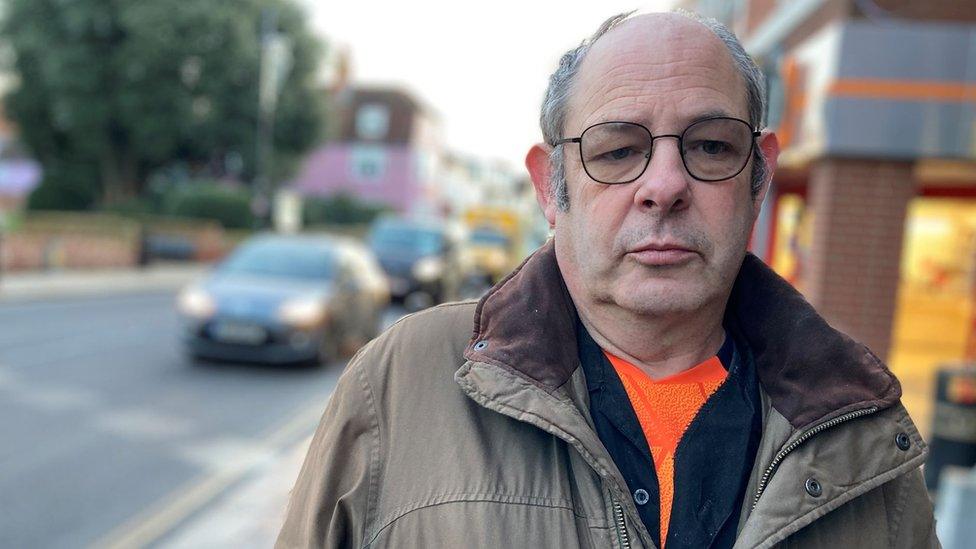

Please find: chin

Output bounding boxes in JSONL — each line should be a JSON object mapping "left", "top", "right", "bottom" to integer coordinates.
{"left": 614, "top": 283, "right": 713, "bottom": 316}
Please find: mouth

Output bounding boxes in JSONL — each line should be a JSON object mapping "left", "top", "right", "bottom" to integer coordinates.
{"left": 626, "top": 242, "right": 699, "bottom": 267}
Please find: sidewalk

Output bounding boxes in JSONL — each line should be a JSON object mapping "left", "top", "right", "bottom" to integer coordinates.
{"left": 0, "top": 262, "right": 209, "bottom": 302}
{"left": 158, "top": 436, "right": 310, "bottom": 549}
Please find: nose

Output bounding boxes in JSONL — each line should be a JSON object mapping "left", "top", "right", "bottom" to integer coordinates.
{"left": 632, "top": 136, "right": 691, "bottom": 213}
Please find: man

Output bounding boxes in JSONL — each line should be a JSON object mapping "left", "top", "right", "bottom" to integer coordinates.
{"left": 277, "top": 11, "right": 938, "bottom": 549}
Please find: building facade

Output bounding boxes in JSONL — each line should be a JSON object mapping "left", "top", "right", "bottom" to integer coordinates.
{"left": 291, "top": 87, "right": 445, "bottom": 215}
{"left": 681, "top": 0, "right": 976, "bottom": 364}
{"left": 673, "top": 1, "right": 976, "bottom": 434}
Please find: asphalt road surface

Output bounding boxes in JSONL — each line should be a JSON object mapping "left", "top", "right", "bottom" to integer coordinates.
{"left": 0, "top": 291, "right": 402, "bottom": 548}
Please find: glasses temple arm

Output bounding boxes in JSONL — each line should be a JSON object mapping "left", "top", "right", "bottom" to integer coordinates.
{"left": 552, "top": 137, "right": 582, "bottom": 146}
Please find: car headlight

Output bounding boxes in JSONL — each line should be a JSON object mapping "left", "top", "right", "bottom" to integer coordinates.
{"left": 177, "top": 286, "right": 216, "bottom": 318}
{"left": 413, "top": 257, "right": 443, "bottom": 282}
{"left": 277, "top": 297, "right": 328, "bottom": 329}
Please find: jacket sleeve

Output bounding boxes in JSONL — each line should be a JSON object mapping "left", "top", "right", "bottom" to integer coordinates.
{"left": 887, "top": 467, "right": 941, "bottom": 549}
{"left": 276, "top": 352, "right": 380, "bottom": 549}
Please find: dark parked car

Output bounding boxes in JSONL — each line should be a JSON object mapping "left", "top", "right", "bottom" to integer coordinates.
{"left": 368, "top": 216, "right": 470, "bottom": 309}
{"left": 177, "top": 234, "right": 389, "bottom": 365}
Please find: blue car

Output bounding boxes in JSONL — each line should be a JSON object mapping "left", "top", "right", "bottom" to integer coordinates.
{"left": 177, "top": 234, "right": 389, "bottom": 365}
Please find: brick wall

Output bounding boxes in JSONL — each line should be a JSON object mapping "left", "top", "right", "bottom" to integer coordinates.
{"left": 0, "top": 226, "right": 230, "bottom": 271}
{"left": 803, "top": 158, "right": 916, "bottom": 360}
{"left": 1, "top": 233, "right": 138, "bottom": 271}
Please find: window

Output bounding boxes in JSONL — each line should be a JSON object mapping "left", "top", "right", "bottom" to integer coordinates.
{"left": 349, "top": 145, "right": 387, "bottom": 182}
{"left": 356, "top": 103, "right": 390, "bottom": 140}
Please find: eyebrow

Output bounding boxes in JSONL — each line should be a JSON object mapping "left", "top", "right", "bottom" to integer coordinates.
{"left": 692, "top": 108, "right": 737, "bottom": 121}
{"left": 590, "top": 108, "right": 743, "bottom": 130}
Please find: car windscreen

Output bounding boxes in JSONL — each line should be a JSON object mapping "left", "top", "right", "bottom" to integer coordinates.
{"left": 369, "top": 224, "right": 444, "bottom": 256}
{"left": 220, "top": 241, "right": 336, "bottom": 280}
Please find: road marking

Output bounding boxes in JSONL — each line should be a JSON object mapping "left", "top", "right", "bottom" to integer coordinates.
{"left": 177, "top": 437, "right": 277, "bottom": 472}
{"left": 93, "top": 408, "right": 194, "bottom": 440}
{"left": 10, "top": 385, "right": 100, "bottom": 412}
{"left": 90, "top": 392, "right": 333, "bottom": 549}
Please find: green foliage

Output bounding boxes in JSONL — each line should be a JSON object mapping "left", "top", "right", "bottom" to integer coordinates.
{"left": 100, "top": 195, "right": 157, "bottom": 217}
{"left": 303, "top": 193, "right": 389, "bottom": 226}
{"left": 2, "top": 0, "right": 326, "bottom": 206}
{"left": 26, "top": 161, "right": 100, "bottom": 211}
{"left": 163, "top": 181, "right": 255, "bottom": 229}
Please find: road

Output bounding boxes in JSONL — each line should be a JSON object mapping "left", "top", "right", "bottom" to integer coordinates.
{"left": 0, "top": 290, "right": 395, "bottom": 548}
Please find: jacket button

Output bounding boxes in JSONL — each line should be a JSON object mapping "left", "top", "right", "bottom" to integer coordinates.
{"left": 895, "top": 432, "right": 911, "bottom": 451}
{"left": 805, "top": 478, "right": 823, "bottom": 497}
{"left": 634, "top": 489, "right": 650, "bottom": 506}
{"left": 473, "top": 340, "right": 489, "bottom": 351}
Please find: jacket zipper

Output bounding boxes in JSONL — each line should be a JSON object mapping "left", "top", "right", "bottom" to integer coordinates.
{"left": 752, "top": 406, "right": 879, "bottom": 509}
{"left": 612, "top": 497, "right": 632, "bottom": 549}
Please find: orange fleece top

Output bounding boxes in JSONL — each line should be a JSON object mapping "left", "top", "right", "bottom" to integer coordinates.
{"left": 603, "top": 351, "right": 728, "bottom": 547}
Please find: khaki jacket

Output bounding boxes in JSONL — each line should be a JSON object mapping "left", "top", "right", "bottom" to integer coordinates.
{"left": 277, "top": 240, "right": 939, "bottom": 548}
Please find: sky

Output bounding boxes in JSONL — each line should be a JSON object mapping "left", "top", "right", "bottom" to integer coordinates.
{"left": 298, "top": 1, "right": 674, "bottom": 171}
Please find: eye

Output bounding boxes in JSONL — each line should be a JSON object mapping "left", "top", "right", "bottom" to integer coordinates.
{"left": 701, "top": 140, "right": 730, "bottom": 155}
{"left": 596, "top": 147, "right": 639, "bottom": 162}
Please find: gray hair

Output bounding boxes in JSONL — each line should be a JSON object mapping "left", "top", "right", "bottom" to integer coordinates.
{"left": 540, "top": 10, "right": 769, "bottom": 211}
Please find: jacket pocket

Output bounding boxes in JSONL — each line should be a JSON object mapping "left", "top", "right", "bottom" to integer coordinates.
{"left": 365, "top": 496, "right": 598, "bottom": 548}
{"left": 779, "top": 486, "right": 890, "bottom": 549}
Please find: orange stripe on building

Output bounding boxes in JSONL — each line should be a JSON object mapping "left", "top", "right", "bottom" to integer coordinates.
{"left": 828, "top": 79, "right": 976, "bottom": 103}
{"left": 777, "top": 56, "right": 807, "bottom": 149}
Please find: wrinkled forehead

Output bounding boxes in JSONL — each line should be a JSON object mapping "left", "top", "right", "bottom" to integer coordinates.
{"left": 568, "top": 14, "right": 748, "bottom": 132}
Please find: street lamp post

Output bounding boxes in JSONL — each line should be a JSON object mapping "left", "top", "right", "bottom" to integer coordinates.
{"left": 254, "top": 8, "right": 293, "bottom": 228}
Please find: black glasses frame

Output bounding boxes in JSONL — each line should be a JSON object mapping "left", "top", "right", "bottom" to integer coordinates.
{"left": 552, "top": 116, "right": 762, "bottom": 184}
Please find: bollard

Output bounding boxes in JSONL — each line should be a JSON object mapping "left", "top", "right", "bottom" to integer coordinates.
{"left": 925, "top": 365, "right": 976, "bottom": 491}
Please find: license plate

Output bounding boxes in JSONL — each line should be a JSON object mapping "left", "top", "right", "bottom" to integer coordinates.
{"left": 211, "top": 322, "right": 266, "bottom": 344}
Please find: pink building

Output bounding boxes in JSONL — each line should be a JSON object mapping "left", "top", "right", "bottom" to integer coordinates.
{"left": 291, "top": 87, "right": 443, "bottom": 214}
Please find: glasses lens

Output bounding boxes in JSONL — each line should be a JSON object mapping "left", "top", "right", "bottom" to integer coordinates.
{"left": 580, "top": 122, "right": 652, "bottom": 184}
{"left": 681, "top": 118, "right": 753, "bottom": 181}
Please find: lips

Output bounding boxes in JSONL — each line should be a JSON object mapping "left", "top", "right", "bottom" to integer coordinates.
{"left": 626, "top": 242, "right": 699, "bottom": 266}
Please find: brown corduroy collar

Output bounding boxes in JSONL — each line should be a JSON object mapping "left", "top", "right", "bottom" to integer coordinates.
{"left": 463, "top": 238, "right": 901, "bottom": 430}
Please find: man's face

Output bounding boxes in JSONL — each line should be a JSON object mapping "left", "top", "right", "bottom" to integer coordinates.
{"left": 543, "top": 15, "right": 776, "bottom": 318}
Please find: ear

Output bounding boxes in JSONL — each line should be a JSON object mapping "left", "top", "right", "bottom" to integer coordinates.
{"left": 525, "top": 143, "right": 558, "bottom": 227}
{"left": 752, "top": 131, "right": 780, "bottom": 216}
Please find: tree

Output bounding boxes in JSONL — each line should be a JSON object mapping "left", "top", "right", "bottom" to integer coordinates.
{"left": 1, "top": 0, "right": 325, "bottom": 207}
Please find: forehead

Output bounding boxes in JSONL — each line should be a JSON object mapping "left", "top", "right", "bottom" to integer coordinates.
{"left": 568, "top": 14, "right": 748, "bottom": 132}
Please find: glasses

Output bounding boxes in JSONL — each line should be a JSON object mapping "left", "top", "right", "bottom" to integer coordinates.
{"left": 552, "top": 117, "right": 761, "bottom": 184}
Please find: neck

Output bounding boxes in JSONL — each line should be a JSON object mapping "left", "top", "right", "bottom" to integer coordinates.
{"left": 574, "top": 296, "right": 727, "bottom": 380}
